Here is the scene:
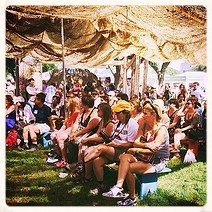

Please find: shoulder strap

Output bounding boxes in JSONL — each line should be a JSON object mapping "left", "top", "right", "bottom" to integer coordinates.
{"left": 26, "top": 102, "right": 33, "bottom": 110}
{"left": 169, "top": 110, "right": 178, "bottom": 118}
{"left": 153, "top": 124, "right": 166, "bottom": 137}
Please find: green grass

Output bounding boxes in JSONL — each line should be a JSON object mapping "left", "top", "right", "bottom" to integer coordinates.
{"left": 6, "top": 145, "right": 207, "bottom": 206}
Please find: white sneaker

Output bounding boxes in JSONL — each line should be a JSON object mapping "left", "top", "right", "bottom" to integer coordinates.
{"left": 102, "top": 185, "right": 126, "bottom": 198}
{"left": 46, "top": 157, "right": 59, "bottom": 164}
{"left": 117, "top": 197, "right": 137, "bottom": 206}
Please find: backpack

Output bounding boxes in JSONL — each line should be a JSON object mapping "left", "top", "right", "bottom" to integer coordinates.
{"left": 6, "top": 129, "right": 18, "bottom": 147}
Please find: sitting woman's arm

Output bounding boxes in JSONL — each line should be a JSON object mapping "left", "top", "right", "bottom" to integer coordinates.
{"left": 130, "top": 126, "right": 168, "bottom": 153}
{"left": 82, "top": 122, "right": 114, "bottom": 144}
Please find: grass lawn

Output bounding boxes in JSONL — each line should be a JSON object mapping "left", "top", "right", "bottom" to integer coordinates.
{"left": 5, "top": 144, "right": 207, "bottom": 207}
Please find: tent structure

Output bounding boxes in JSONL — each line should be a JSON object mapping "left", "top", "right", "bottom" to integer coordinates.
{"left": 6, "top": 5, "right": 207, "bottom": 68}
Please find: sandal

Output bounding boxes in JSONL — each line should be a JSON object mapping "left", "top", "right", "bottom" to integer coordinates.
{"left": 82, "top": 177, "right": 92, "bottom": 184}
{"left": 70, "top": 167, "right": 85, "bottom": 181}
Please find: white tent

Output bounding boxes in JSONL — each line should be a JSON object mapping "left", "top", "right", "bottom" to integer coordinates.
{"left": 164, "top": 71, "right": 206, "bottom": 88}
{"left": 96, "top": 69, "right": 115, "bottom": 83}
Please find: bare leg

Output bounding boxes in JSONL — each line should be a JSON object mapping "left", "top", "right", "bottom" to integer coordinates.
{"left": 23, "top": 124, "right": 39, "bottom": 145}
{"left": 23, "top": 125, "right": 30, "bottom": 140}
{"left": 50, "top": 131, "right": 62, "bottom": 156}
{"left": 78, "top": 143, "right": 83, "bottom": 161}
{"left": 93, "top": 156, "right": 108, "bottom": 182}
{"left": 173, "top": 132, "right": 185, "bottom": 157}
{"left": 29, "top": 125, "right": 39, "bottom": 144}
{"left": 84, "top": 160, "right": 93, "bottom": 179}
{"left": 125, "top": 159, "right": 155, "bottom": 199}
{"left": 115, "top": 154, "right": 137, "bottom": 188}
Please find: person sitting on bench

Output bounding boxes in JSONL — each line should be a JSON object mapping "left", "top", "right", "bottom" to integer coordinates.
{"left": 22, "top": 92, "right": 54, "bottom": 151}
{"left": 102, "top": 102, "right": 170, "bottom": 206}
{"left": 172, "top": 98, "right": 200, "bottom": 159}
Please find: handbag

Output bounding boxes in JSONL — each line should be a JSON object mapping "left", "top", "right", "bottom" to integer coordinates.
{"left": 134, "top": 151, "right": 155, "bottom": 163}
{"left": 14, "top": 120, "right": 26, "bottom": 131}
{"left": 131, "top": 124, "right": 166, "bottom": 163}
{"left": 188, "top": 128, "right": 206, "bottom": 140}
{"left": 183, "top": 149, "right": 197, "bottom": 163}
{"left": 71, "top": 132, "right": 91, "bottom": 145}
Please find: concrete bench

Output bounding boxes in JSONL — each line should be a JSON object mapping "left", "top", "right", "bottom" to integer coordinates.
{"left": 136, "top": 167, "right": 172, "bottom": 200}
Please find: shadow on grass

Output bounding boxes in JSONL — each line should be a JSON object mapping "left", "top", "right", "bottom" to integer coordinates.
{"left": 6, "top": 146, "right": 206, "bottom": 206}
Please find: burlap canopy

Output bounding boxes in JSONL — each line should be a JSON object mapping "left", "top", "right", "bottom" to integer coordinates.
{"left": 6, "top": 5, "right": 206, "bottom": 68}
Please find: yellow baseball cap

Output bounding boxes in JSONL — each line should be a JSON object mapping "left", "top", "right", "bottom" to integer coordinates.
{"left": 111, "top": 100, "right": 132, "bottom": 112}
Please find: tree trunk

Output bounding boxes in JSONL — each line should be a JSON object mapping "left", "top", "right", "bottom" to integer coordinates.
{"left": 114, "top": 65, "right": 121, "bottom": 89}
{"left": 142, "top": 59, "right": 148, "bottom": 94}
{"left": 131, "top": 57, "right": 136, "bottom": 97}
{"left": 158, "top": 62, "right": 170, "bottom": 85}
{"left": 131, "top": 55, "right": 140, "bottom": 97}
{"left": 15, "top": 58, "right": 20, "bottom": 96}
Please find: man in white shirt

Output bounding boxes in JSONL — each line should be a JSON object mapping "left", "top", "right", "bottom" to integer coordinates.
{"left": 26, "top": 78, "right": 40, "bottom": 101}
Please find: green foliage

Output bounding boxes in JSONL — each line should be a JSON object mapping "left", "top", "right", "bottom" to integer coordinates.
{"left": 191, "top": 65, "right": 207, "bottom": 72}
{"left": 166, "top": 67, "right": 180, "bottom": 76}
{"left": 42, "top": 64, "right": 57, "bottom": 73}
{"left": 6, "top": 147, "right": 206, "bottom": 206}
{"left": 6, "top": 58, "right": 16, "bottom": 78}
{"left": 148, "top": 61, "right": 159, "bottom": 72}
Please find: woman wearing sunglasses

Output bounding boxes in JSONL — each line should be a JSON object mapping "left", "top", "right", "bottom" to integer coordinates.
{"left": 171, "top": 98, "right": 200, "bottom": 159}
{"left": 83, "top": 100, "right": 139, "bottom": 195}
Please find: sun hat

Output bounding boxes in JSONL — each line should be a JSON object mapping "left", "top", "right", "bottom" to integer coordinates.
{"left": 153, "top": 99, "right": 166, "bottom": 112}
{"left": 107, "top": 90, "right": 115, "bottom": 97}
{"left": 111, "top": 100, "right": 132, "bottom": 112}
{"left": 15, "top": 96, "right": 25, "bottom": 103}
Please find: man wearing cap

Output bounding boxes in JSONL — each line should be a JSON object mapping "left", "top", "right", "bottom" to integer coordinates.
{"left": 84, "top": 100, "right": 138, "bottom": 195}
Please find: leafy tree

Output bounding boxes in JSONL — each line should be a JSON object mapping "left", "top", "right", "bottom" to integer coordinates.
{"left": 6, "top": 58, "right": 16, "bottom": 79}
{"left": 42, "top": 63, "right": 57, "bottom": 73}
{"left": 148, "top": 61, "right": 170, "bottom": 85}
{"left": 191, "top": 65, "right": 207, "bottom": 72}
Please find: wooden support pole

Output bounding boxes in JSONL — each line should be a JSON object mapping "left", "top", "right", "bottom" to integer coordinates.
{"left": 61, "top": 18, "right": 66, "bottom": 111}
{"left": 135, "top": 55, "right": 140, "bottom": 96}
{"left": 142, "top": 59, "right": 148, "bottom": 94}
{"left": 15, "top": 58, "right": 20, "bottom": 96}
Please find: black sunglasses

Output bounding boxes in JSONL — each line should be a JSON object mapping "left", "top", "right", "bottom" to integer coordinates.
{"left": 115, "top": 111, "right": 122, "bottom": 115}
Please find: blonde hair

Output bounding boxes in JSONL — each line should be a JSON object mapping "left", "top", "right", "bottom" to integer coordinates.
{"left": 66, "top": 97, "right": 80, "bottom": 120}
{"left": 143, "top": 102, "right": 162, "bottom": 121}
{"left": 130, "top": 99, "right": 143, "bottom": 113}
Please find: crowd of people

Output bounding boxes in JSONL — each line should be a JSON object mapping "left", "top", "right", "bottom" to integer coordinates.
{"left": 5, "top": 77, "right": 207, "bottom": 206}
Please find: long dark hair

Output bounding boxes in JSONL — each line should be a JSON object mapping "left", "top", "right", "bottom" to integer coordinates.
{"left": 121, "top": 110, "right": 131, "bottom": 125}
{"left": 98, "top": 103, "right": 113, "bottom": 128}
{"left": 81, "top": 94, "right": 94, "bottom": 108}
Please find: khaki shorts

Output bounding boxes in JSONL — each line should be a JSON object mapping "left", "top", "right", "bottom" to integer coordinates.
{"left": 35, "top": 123, "right": 50, "bottom": 134}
